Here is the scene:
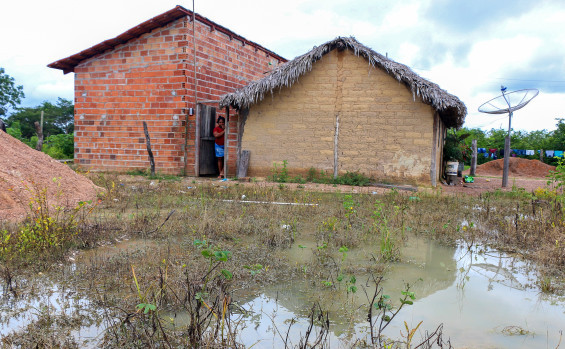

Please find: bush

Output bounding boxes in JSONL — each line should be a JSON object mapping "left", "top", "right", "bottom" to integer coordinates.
{"left": 44, "top": 134, "right": 74, "bottom": 159}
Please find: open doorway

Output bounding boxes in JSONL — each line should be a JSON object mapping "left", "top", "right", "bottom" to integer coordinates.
{"left": 197, "top": 103, "right": 218, "bottom": 176}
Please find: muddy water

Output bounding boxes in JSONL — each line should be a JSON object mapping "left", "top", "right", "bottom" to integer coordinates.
{"left": 233, "top": 237, "right": 564, "bottom": 348}
{"left": 2, "top": 236, "right": 564, "bottom": 348}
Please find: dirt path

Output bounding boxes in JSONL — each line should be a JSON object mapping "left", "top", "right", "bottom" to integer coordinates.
{"left": 439, "top": 174, "right": 550, "bottom": 196}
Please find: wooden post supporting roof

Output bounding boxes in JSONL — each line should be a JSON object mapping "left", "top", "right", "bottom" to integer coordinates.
{"left": 430, "top": 112, "right": 439, "bottom": 187}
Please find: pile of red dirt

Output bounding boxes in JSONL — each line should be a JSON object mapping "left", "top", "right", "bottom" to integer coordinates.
{"left": 475, "top": 158, "right": 555, "bottom": 178}
{"left": 0, "top": 132, "right": 103, "bottom": 221}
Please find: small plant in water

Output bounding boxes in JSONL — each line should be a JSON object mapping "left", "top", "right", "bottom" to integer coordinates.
{"left": 373, "top": 200, "right": 400, "bottom": 261}
{"left": 193, "top": 238, "right": 233, "bottom": 297}
{"left": 243, "top": 263, "right": 264, "bottom": 276}
{"left": 342, "top": 194, "right": 358, "bottom": 228}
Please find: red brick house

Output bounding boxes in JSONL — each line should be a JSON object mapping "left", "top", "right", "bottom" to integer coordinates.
{"left": 48, "top": 5, "right": 286, "bottom": 176}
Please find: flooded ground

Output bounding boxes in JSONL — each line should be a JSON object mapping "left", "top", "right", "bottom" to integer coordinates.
{"left": 2, "top": 178, "right": 565, "bottom": 348}
{"left": 227, "top": 237, "right": 565, "bottom": 348}
{"left": 5, "top": 235, "right": 561, "bottom": 347}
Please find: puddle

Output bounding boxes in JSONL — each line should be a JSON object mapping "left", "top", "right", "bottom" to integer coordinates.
{"left": 1, "top": 236, "right": 563, "bottom": 348}
{"left": 0, "top": 275, "right": 103, "bottom": 347}
{"left": 233, "top": 237, "right": 564, "bottom": 348}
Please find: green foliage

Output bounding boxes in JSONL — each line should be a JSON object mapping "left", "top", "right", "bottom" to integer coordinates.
{"left": 457, "top": 120, "right": 565, "bottom": 166}
{"left": 342, "top": 195, "right": 358, "bottom": 228}
{"left": 4, "top": 99, "right": 75, "bottom": 160}
{"left": 0, "top": 67, "right": 25, "bottom": 117}
{"left": 443, "top": 129, "right": 471, "bottom": 162}
{"left": 243, "top": 264, "right": 264, "bottom": 276}
{"left": 268, "top": 160, "right": 290, "bottom": 183}
{"left": 547, "top": 157, "right": 565, "bottom": 197}
{"left": 44, "top": 133, "right": 74, "bottom": 159}
{"left": 332, "top": 171, "right": 373, "bottom": 186}
{"left": 268, "top": 161, "right": 373, "bottom": 187}
{"left": 193, "top": 238, "right": 233, "bottom": 295}
{"left": 6, "top": 98, "right": 74, "bottom": 138}
{"left": 6, "top": 121, "right": 24, "bottom": 140}
{"left": 373, "top": 201, "right": 400, "bottom": 261}
{"left": 7, "top": 122, "right": 73, "bottom": 159}
{"left": 0, "top": 180, "right": 94, "bottom": 262}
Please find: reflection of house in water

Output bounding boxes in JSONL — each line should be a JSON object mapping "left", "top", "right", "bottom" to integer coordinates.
{"left": 393, "top": 235, "right": 458, "bottom": 300}
{"left": 236, "top": 236, "right": 457, "bottom": 337}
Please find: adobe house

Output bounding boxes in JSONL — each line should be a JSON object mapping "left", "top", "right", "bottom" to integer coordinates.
{"left": 220, "top": 37, "right": 467, "bottom": 186}
{"left": 48, "top": 5, "right": 286, "bottom": 176}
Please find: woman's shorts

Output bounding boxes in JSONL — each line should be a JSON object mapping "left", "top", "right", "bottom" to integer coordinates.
{"left": 215, "top": 143, "right": 224, "bottom": 157}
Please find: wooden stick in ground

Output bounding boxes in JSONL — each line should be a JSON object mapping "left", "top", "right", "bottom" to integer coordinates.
{"left": 34, "top": 123, "right": 44, "bottom": 152}
{"left": 143, "top": 121, "right": 155, "bottom": 176}
{"left": 470, "top": 139, "right": 477, "bottom": 176}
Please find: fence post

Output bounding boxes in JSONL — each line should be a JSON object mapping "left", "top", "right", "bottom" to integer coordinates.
{"left": 470, "top": 139, "right": 477, "bottom": 176}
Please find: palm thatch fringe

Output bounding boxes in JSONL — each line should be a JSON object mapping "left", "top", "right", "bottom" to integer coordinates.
{"left": 219, "top": 36, "right": 466, "bottom": 128}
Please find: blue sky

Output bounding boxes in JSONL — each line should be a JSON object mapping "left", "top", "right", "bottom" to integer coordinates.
{"left": 1, "top": 0, "right": 564, "bottom": 131}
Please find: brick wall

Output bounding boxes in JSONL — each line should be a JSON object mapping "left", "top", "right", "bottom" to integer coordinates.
{"left": 240, "top": 49, "right": 441, "bottom": 184}
{"left": 74, "top": 15, "right": 280, "bottom": 175}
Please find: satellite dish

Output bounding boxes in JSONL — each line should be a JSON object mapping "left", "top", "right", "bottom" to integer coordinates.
{"left": 478, "top": 87, "right": 539, "bottom": 188}
{"left": 478, "top": 88, "right": 539, "bottom": 114}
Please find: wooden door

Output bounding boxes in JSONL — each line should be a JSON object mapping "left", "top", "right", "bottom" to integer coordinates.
{"left": 198, "top": 104, "right": 218, "bottom": 175}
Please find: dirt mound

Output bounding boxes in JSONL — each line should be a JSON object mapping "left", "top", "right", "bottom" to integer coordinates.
{"left": 475, "top": 158, "right": 555, "bottom": 178}
{"left": 0, "top": 132, "right": 103, "bottom": 221}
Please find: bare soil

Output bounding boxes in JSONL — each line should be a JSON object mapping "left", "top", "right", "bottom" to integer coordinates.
{"left": 440, "top": 158, "right": 554, "bottom": 196}
{"left": 0, "top": 132, "right": 102, "bottom": 221}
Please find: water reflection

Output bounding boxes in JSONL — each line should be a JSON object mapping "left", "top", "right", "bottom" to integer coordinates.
{"left": 236, "top": 237, "right": 564, "bottom": 348}
{"left": 2, "top": 235, "right": 564, "bottom": 348}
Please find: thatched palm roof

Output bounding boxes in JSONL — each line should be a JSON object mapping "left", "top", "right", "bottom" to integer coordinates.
{"left": 219, "top": 36, "right": 466, "bottom": 128}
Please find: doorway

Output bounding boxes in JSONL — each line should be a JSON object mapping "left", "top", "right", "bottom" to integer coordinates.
{"left": 198, "top": 103, "right": 218, "bottom": 176}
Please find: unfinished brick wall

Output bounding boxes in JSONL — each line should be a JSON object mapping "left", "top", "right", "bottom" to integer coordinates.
{"left": 240, "top": 49, "right": 443, "bottom": 184}
{"left": 74, "top": 14, "right": 281, "bottom": 175}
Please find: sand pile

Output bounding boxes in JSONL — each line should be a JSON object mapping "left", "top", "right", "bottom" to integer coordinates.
{"left": 475, "top": 158, "right": 555, "bottom": 177}
{"left": 0, "top": 131, "right": 103, "bottom": 221}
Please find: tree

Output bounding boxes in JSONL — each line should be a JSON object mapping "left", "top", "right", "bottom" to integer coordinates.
{"left": 547, "top": 118, "right": 565, "bottom": 151}
{"left": 0, "top": 67, "right": 25, "bottom": 118}
{"left": 459, "top": 127, "right": 487, "bottom": 148}
{"left": 521, "top": 129, "right": 551, "bottom": 150}
{"left": 6, "top": 98, "right": 74, "bottom": 139}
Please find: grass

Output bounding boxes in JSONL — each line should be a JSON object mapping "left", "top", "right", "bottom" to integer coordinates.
{"left": 2, "top": 172, "right": 565, "bottom": 347}
{"left": 125, "top": 168, "right": 182, "bottom": 181}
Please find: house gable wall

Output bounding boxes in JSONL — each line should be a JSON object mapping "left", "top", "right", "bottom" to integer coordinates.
{"left": 241, "top": 49, "right": 441, "bottom": 184}
{"left": 74, "top": 16, "right": 280, "bottom": 174}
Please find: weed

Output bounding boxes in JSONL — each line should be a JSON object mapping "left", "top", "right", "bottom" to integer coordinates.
{"left": 268, "top": 162, "right": 373, "bottom": 187}
{"left": 0, "top": 180, "right": 96, "bottom": 262}
{"left": 243, "top": 263, "right": 264, "bottom": 276}
{"left": 332, "top": 171, "right": 373, "bottom": 186}
{"left": 547, "top": 157, "right": 565, "bottom": 195}
{"left": 342, "top": 194, "right": 358, "bottom": 228}
{"left": 193, "top": 238, "right": 233, "bottom": 295}
{"left": 268, "top": 160, "right": 290, "bottom": 183}
{"left": 373, "top": 201, "right": 400, "bottom": 262}
{"left": 537, "top": 273, "right": 556, "bottom": 293}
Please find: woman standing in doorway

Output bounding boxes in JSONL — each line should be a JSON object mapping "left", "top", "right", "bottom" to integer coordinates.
{"left": 213, "top": 116, "right": 225, "bottom": 178}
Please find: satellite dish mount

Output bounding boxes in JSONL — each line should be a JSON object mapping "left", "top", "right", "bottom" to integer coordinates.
{"left": 478, "top": 87, "right": 539, "bottom": 187}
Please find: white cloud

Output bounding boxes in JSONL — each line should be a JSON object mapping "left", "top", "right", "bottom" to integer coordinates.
{"left": 1, "top": 0, "right": 563, "bottom": 132}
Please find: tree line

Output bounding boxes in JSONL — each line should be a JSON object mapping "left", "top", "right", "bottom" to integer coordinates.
{"left": 453, "top": 120, "right": 565, "bottom": 166}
